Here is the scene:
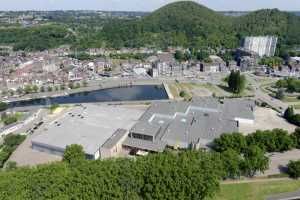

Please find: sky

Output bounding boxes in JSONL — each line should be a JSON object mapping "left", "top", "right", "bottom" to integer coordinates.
{"left": 0, "top": 0, "right": 300, "bottom": 11}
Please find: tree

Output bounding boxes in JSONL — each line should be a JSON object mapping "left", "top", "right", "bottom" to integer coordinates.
{"left": 273, "top": 129, "right": 295, "bottom": 152}
{"left": 63, "top": 144, "right": 85, "bottom": 164}
{"left": 179, "top": 90, "right": 186, "bottom": 98}
{"left": 213, "top": 132, "right": 247, "bottom": 154}
{"left": 1, "top": 90, "right": 8, "bottom": 96}
{"left": 32, "top": 85, "right": 39, "bottom": 93}
{"left": 276, "top": 80, "right": 288, "bottom": 88}
{"left": 292, "top": 128, "right": 300, "bottom": 149}
{"left": 287, "top": 160, "right": 300, "bottom": 178}
{"left": 275, "top": 78, "right": 300, "bottom": 93}
{"left": 246, "top": 129, "right": 295, "bottom": 153}
{"left": 47, "top": 86, "right": 53, "bottom": 92}
{"left": 221, "top": 149, "right": 243, "bottom": 179}
{"left": 0, "top": 101, "right": 8, "bottom": 112}
{"left": 283, "top": 107, "right": 300, "bottom": 126}
{"left": 284, "top": 106, "right": 294, "bottom": 120}
{"left": 24, "top": 85, "right": 32, "bottom": 94}
{"left": 16, "top": 87, "right": 23, "bottom": 95}
{"left": 275, "top": 89, "right": 285, "bottom": 100}
{"left": 291, "top": 114, "right": 300, "bottom": 126}
{"left": 68, "top": 82, "right": 74, "bottom": 89}
{"left": 0, "top": 150, "right": 223, "bottom": 200}
{"left": 184, "top": 51, "right": 192, "bottom": 61}
{"left": 60, "top": 84, "right": 66, "bottom": 90}
{"left": 241, "top": 145, "right": 269, "bottom": 177}
{"left": 82, "top": 81, "right": 88, "bottom": 87}
{"left": 5, "top": 161, "right": 17, "bottom": 171}
{"left": 174, "top": 50, "right": 184, "bottom": 61}
{"left": 8, "top": 90, "right": 14, "bottom": 96}
{"left": 75, "top": 82, "right": 81, "bottom": 89}
{"left": 227, "top": 70, "right": 246, "bottom": 94}
{"left": 219, "top": 51, "right": 234, "bottom": 63}
{"left": 40, "top": 86, "right": 45, "bottom": 93}
{"left": 196, "top": 50, "right": 209, "bottom": 61}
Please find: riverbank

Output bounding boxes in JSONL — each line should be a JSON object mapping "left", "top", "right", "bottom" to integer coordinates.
{"left": 8, "top": 84, "right": 169, "bottom": 108}
{"left": 5, "top": 78, "right": 170, "bottom": 103}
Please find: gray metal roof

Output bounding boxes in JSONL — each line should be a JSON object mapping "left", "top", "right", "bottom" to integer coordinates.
{"left": 223, "top": 98, "right": 255, "bottom": 120}
{"left": 130, "top": 121, "right": 161, "bottom": 137}
{"left": 161, "top": 111, "right": 238, "bottom": 148}
{"left": 101, "top": 129, "right": 128, "bottom": 149}
{"left": 32, "top": 105, "right": 144, "bottom": 155}
{"left": 123, "top": 137, "right": 166, "bottom": 152}
{"left": 127, "top": 98, "right": 254, "bottom": 151}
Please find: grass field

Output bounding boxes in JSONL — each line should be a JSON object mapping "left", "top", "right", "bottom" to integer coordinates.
{"left": 283, "top": 96, "right": 299, "bottom": 103}
{"left": 168, "top": 82, "right": 226, "bottom": 99}
{"left": 208, "top": 180, "right": 300, "bottom": 200}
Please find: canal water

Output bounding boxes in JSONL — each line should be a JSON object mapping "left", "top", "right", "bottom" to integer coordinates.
{"left": 9, "top": 85, "right": 168, "bottom": 107}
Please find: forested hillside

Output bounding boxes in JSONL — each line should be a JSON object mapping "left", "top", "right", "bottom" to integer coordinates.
{"left": 0, "top": 24, "right": 74, "bottom": 51}
{"left": 0, "top": 1, "right": 300, "bottom": 52}
{"left": 102, "top": 1, "right": 300, "bottom": 52}
{"left": 102, "top": 1, "right": 236, "bottom": 48}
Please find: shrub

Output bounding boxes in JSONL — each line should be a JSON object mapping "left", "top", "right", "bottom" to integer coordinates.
{"left": 179, "top": 90, "right": 186, "bottom": 97}
{"left": 63, "top": 144, "right": 85, "bottom": 164}
{"left": 275, "top": 89, "right": 285, "bottom": 100}
{"left": 291, "top": 128, "right": 300, "bottom": 148}
{"left": 221, "top": 149, "right": 243, "bottom": 179}
{"left": 227, "top": 70, "right": 246, "bottom": 94}
{"left": 287, "top": 160, "right": 300, "bottom": 178}
{"left": 212, "top": 132, "right": 246, "bottom": 154}
{"left": 241, "top": 145, "right": 269, "bottom": 177}
{"left": 246, "top": 129, "right": 295, "bottom": 152}
{"left": 0, "top": 101, "right": 8, "bottom": 112}
{"left": 3, "top": 115, "right": 18, "bottom": 125}
{"left": 284, "top": 107, "right": 300, "bottom": 126}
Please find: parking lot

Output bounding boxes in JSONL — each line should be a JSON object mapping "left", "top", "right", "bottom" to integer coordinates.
{"left": 8, "top": 107, "right": 70, "bottom": 166}
{"left": 239, "top": 107, "right": 297, "bottom": 134}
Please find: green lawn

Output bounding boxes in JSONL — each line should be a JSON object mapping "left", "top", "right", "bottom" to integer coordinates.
{"left": 168, "top": 84, "right": 180, "bottom": 99}
{"left": 283, "top": 96, "right": 299, "bottom": 103}
{"left": 208, "top": 180, "right": 300, "bottom": 200}
{"left": 293, "top": 104, "right": 300, "bottom": 109}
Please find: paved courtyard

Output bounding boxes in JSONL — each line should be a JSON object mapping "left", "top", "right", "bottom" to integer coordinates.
{"left": 262, "top": 149, "right": 300, "bottom": 176}
{"left": 239, "top": 107, "right": 297, "bottom": 134}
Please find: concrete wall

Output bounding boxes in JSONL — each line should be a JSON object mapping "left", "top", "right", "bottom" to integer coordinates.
{"left": 32, "top": 142, "right": 65, "bottom": 157}
{"left": 100, "top": 131, "right": 128, "bottom": 159}
{"left": 32, "top": 141, "right": 98, "bottom": 160}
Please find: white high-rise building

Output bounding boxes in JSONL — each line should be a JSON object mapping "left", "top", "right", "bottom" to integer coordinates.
{"left": 243, "top": 36, "right": 278, "bottom": 57}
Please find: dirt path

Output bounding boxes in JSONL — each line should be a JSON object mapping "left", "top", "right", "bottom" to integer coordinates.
{"left": 222, "top": 177, "right": 291, "bottom": 185}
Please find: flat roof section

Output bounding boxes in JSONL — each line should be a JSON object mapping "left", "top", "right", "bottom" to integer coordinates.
{"left": 101, "top": 129, "right": 128, "bottom": 149}
{"left": 130, "top": 121, "right": 161, "bottom": 137}
{"left": 123, "top": 137, "right": 166, "bottom": 152}
{"left": 32, "top": 105, "right": 144, "bottom": 155}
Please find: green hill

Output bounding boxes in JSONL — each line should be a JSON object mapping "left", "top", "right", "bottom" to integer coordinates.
{"left": 102, "top": 1, "right": 300, "bottom": 52}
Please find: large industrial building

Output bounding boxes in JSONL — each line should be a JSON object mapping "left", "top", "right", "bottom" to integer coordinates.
{"left": 243, "top": 36, "right": 278, "bottom": 57}
{"left": 123, "top": 97, "right": 255, "bottom": 152}
{"left": 31, "top": 98, "right": 255, "bottom": 159}
{"left": 31, "top": 105, "right": 144, "bottom": 159}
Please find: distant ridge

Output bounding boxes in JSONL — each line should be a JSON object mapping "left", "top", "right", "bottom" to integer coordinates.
{"left": 220, "top": 11, "right": 300, "bottom": 17}
{"left": 102, "top": 1, "right": 300, "bottom": 51}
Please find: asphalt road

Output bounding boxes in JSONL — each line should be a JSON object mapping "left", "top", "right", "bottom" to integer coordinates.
{"left": 246, "top": 73, "right": 288, "bottom": 113}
